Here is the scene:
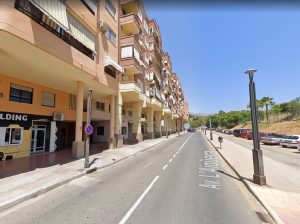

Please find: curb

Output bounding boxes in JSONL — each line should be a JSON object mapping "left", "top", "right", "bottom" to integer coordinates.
{"left": 0, "top": 133, "right": 182, "bottom": 213}
{"left": 201, "top": 132, "right": 284, "bottom": 224}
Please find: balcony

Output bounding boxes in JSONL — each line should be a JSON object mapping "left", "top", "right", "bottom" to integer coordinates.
{"left": 120, "top": 41, "right": 144, "bottom": 75}
{"left": 120, "top": 80, "right": 145, "bottom": 103}
{"left": 120, "top": 13, "right": 140, "bottom": 36}
{"left": 121, "top": 0, "right": 139, "bottom": 14}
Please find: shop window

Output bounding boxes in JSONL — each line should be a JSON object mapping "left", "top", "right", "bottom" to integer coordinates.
{"left": 97, "top": 126, "right": 104, "bottom": 136}
{"left": 9, "top": 83, "right": 33, "bottom": 104}
{"left": 3, "top": 128, "right": 23, "bottom": 145}
{"left": 104, "top": 66, "right": 116, "bottom": 78}
{"left": 105, "top": 0, "right": 116, "bottom": 19}
{"left": 42, "top": 92, "right": 55, "bottom": 107}
{"left": 96, "top": 101, "right": 105, "bottom": 111}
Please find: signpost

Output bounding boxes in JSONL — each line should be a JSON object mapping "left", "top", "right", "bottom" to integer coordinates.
{"left": 184, "top": 123, "right": 190, "bottom": 130}
{"left": 84, "top": 88, "right": 93, "bottom": 169}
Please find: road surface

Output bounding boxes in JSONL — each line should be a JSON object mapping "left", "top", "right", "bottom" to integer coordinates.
{"left": 0, "top": 132, "right": 272, "bottom": 224}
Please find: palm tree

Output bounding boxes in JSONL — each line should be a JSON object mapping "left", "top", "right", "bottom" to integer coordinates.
{"left": 260, "top": 97, "right": 275, "bottom": 123}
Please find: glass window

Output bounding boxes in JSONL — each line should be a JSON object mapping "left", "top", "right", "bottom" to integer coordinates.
{"left": 105, "top": 66, "right": 116, "bottom": 78}
{"left": 69, "top": 94, "right": 76, "bottom": 110}
{"left": 9, "top": 84, "right": 33, "bottom": 104}
{"left": 105, "top": 0, "right": 116, "bottom": 18}
{"left": 97, "top": 126, "right": 105, "bottom": 136}
{"left": 4, "top": 128, "right": 23, "bottom": 145}
{"left": 96, "top": 101, "right": 105, "bottom": 111}
{"left": 42, "top": 92, "right": 55, "bottom": 107}
{"left": 105, "top": 26, "right": 116, "bottom": 45}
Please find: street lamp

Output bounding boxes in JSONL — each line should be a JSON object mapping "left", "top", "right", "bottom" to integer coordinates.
{"left": 245, "top": 69, "right": 266, "bottom": 185}
{"left": 209, "top": 117, "right": 213, "bottom": 140}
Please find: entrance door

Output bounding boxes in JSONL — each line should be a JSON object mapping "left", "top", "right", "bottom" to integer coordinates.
{"left": 31, "top": 126, "right": 46, "bottom": 153}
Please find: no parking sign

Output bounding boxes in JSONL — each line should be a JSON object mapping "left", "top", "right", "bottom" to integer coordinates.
{"left": 85, "top": 124, "right": 93, "bottom": 136}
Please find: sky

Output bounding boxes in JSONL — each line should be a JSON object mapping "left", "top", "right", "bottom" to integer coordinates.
{"left": 143, "top": 1, "right": 300, "bottom": 114}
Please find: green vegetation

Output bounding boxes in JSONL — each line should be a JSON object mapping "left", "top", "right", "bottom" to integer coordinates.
{"left": 190, "top": 96, "right": 300, "bottom": 129}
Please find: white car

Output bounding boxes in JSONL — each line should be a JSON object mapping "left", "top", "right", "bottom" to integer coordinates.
{"left": 280, "top": 135, "right": 300, "bottom": 148}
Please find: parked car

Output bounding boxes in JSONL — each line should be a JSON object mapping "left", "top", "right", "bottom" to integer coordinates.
{"left": 261, "top": 134, "right": 287, "bottom": 145}
{"left": 280, "top": 135, "right": 300, "bottom": 148}
{"left": 240, "top": 129, "right": 252, "bottom": 139}
{"left": 247, "top": 132, "right": 271, "bottom": 140}
{"left": 233, "top": 129, "right": 242, "bottom": 137}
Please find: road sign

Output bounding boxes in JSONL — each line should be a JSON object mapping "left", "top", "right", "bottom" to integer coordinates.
{"left": 184, "top": 123, "right": 190, "bottom": 130}
{"left": 85, "top": 124, "right": 93, "bottom": 136}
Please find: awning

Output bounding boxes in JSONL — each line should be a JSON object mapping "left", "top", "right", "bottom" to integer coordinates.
{"left": 104, "top": 56, "right": 124, "bottom": 73}
{"left": 67, "top": 12, "right": 95, "bottom": 52}
{"left": 29, "top": 0, "right": 69, "bottom": 31}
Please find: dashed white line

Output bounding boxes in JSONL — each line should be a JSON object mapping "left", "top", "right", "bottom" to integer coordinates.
{"left": 169, "top": 158, "right": 173, "bottom": 163}
{"left": 173, "top": 154, "right": 176, "bottom": 158}
{"left": 179, "top": 133, "right": 194, "bottom": 150}
{"left": 162, "top": 164, "right": 168, "bottom": 170}
{"left": 119, "top": 176, "right": 160, "bottom": 224}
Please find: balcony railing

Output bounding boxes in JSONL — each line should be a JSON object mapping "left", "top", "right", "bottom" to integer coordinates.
{"left": 14, "top": 0, "right": 94, "bottom": 59}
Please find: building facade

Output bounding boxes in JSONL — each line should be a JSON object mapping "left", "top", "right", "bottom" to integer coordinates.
{"left": 0, "top": 0, "right": 189, "bottom": 161}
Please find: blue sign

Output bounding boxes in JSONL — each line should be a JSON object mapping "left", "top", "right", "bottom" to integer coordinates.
{"left": 184, "top": 123, "right": 190, "bottom": 130}
{"left": 85, "top": 124, "right": 93, "bottom": 136}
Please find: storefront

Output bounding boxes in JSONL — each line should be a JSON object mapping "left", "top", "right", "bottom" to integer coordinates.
{"left": 0, "top": 111, "right": 72, "bottom": 160}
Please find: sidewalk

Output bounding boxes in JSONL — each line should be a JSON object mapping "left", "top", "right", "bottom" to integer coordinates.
{"left": 203, "top": 131, "right": 300, "bottom": 224}
{"left": 0, "top": 133, "right": 183, "bottom": 212}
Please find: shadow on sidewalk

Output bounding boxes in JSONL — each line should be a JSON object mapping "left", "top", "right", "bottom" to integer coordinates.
{"left": 217, "top": 170, "right": 255, "bottom": 184}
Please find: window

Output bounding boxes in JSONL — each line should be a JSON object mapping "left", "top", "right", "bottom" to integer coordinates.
{"left": 109, "top": 105, "right": 111, "bottom": 113}
{"left": 69, "top": 94, "right": 76, "bottom": 110}
{"left": 105, "top": 66, "right": 116, "bottom": 78}
{"left": 105, "top": 0, "right": 116, "bottom": 18}
{"left": 149, "top": 42, "right": 154, "bottom": 51}
{"left": 122, "top": 109, "right": 126, "bottom": 115}
{"left": 4, "top": 128, "right": 23, "bottom": 145}
{"left": 105, "top": 26, "right": 116, "bottom": 45}
{"left": 121, "top": 46, "right": 133, "bottom": 58}
{"left": 97, "top": 126, "right": 105, "bottom": 136}
{"left": 80, "top": 0, "right": 97, "bottom": 15}
{"left": 96, "top": 101, "right": 105, "bottom": 111}
{"left": 128, "top": 111, "right": 133, "bottom": 117}
{"left": 42, "top": 92, "right": 55, "bottom": 107}
{"left": 9, "top": 84, "right": 33, "bottom": 104}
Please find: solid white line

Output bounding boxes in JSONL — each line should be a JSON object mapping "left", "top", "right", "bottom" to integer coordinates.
{"left": 119, "top": 176, "right": 160, "bottom": 224}
{"left": 162, "top": 164, "right": 168, "bottom": 170}
{"left": 169, "top": 158, "right": 173, "bottom": 163}
{"left": 179, "top": 133, "right": 194, "bottom": 150}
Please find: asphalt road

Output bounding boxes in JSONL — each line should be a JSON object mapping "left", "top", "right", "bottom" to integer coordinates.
{"left": 0, "top": 132, "right": 272, "bottom": 224}
{"left": 215, "top": 132, "right": 300, "bottom": 170}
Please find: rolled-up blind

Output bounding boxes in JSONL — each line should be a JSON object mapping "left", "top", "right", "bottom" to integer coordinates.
{"left": 29, "top": 0, "right": 69, "bottom": 31}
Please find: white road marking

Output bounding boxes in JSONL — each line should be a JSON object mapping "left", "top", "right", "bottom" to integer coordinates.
{"left": 173, "top": 154, "right": 176, "bottom": 158}
{"left": 179, "top": 133, "right": 194, "bottom": 150}
{"left": 119, "top": 176, "right": 160, "bottom": 224}
{"left": 169, "top": 158, "right": 173, "bottom": 163}
{"left": 162, "top": 164, "right": 168, "bottom": 170}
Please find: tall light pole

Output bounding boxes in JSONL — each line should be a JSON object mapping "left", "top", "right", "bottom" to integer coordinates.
{"left": 209, "top": 117, "right": 213, "bottom": 140}
{"left": 245, "top": 69, "right": 266, "bottom": 185}
{"left": 84, "top": 88, "right": 93, "bottom": 169}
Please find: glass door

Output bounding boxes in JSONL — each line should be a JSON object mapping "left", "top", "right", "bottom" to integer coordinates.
{"left": 31, "top": 126, "right": 46, "bottom": 153}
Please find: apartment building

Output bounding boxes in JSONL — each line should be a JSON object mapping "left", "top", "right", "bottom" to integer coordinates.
{"left": 0, "top": 0, "right": 189, "bottom": 161}
{"left": 0, "top": 0, "right": 124, "bottom": 160}
{"left": 119, "top": 0, "right": 188, "bottom": 143}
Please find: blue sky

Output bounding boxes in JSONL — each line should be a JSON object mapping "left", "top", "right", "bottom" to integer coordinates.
{"left": 143, "top": 2, "right": 300, "bottom": 114}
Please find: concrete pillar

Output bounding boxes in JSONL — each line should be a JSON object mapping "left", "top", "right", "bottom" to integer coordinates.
{"left": 155, "top": 111, "right": 162, "bottom": 138}
{"left": 115, "top": 92, "right": 123, "bottom": 148}
{"left": 72, "top": 81, "right": 85, "bottom": 159}
{"left": 132, "top": 101, "right": 143, "bottom": 143}
{"left": 109, "top": 95, "right": 116, "bottom": 149}
{"left": 146, "top": 107, "right": 154, "bottom": 139}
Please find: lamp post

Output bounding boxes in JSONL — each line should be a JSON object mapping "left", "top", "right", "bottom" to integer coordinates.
{"left": 209, "top": 117, "right": 213, "bottom": 140}
{"left": 245, "top": 69, "right": 266, "bottom": 185}
{"left": 84, "top": 88, "right": 93, "bottom": 169}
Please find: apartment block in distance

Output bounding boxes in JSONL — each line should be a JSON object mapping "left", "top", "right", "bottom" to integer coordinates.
{"left": 0, "top": 0, "right": 124, "bottom": 161}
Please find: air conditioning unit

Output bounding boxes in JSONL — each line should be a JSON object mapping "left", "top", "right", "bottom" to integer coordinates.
{"left": 149, "top": 88, "right": 155, "bottom": 97}
{"left": 53, "top": 113, "right": 64, "bottom": 121}
{"left": 99, "top": 20, "right": 108, "bottom": 32}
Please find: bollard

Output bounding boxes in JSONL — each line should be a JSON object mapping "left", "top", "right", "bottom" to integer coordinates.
{"left": 218, "top": 136, "right": 223, "bottom": 149}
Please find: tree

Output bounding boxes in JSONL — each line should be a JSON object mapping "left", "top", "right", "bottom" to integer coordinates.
{"left": 288, "top": 97, "right": 300, "bottom": 119}
{"left": 271, "top": 104, "right": 282, "bottom": 122}
{"left": 260, "top": 97, "right": 275, "bottom": 123}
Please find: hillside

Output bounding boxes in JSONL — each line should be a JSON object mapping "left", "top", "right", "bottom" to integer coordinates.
{"left": 232, "top": 120, "right": 300, "bottom": 135}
